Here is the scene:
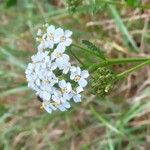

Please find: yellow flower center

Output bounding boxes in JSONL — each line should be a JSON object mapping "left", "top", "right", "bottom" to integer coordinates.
{"left": 61, "top": 87, "right": 67, "bottom": 94}
{"left": 74, "top": 75, "right": 81, "bottom": 81}
{"left": 40, "top": 104, "right": 44, "bottom": 109}
{"left": 40, "top": 100, "right": 61, "bottom": 110}
{"left": 48, "top": 33, "right": 54, "bottom": 40}
{"left": 42, "top": 79, "right": 49, "bottom": 84}
{"left": 56, "top": 52, "right": 62, "bottom": 58}
{"left": 60, "top": 36, "right": 66, "bottom": 42}
{"left": 53, "top": 101, "right": 60, "bottom": 106}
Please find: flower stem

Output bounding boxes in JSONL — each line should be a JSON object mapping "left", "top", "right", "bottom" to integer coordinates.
{"left": 105, "top": 57, "right": 150, "bottom": 65}
{"left": 73, "top": 44, "right": 149, "bottom": 64}
{"left": 89, "top": 58, "right": 150, "bottom": 72}
{"left": 72, "top": 43, "right": 150, "bottom": 72}
{"left": 117, "top": 60, "right": 150, "bottom": 79}
{"left": 68, "top": 48, "right": 87, "bottom": 68}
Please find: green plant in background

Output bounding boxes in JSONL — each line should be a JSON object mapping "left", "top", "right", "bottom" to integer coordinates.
{"left": 66, "top": 0, "right": 83, "bottom": 13}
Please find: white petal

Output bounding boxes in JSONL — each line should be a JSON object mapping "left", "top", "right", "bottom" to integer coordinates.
{"left": 66, "top": 83, "right": 72, "bottom": 92}
{"left": 45, "top": 40, "right": 54, "bottom": 49}
{"left": 43, "top": 103, "right": 52, "bottom": 113}
{"left": 63, "top": 102, "right": 71, "bottom": 108}
{"left": 52, "top": 77, "right": 58, "bottom": 84}
{"left": 49, "top": 104, "right": 57, "bottom": 110}
{"left": 57, "top": 104, "right": 66, "bottom": 111}
{"left": 70, "top": 66, "right": 77, "bottom": 72}
{"left": 62, "top": 54, "right": 70, "bottom": 61}
{"left": 58, "top": 80, "right": 66, "bottom": 88}
{"left": 69, "top": 92, "right": 74, "bottom": 99}
{"left": 64, "top": 38, "right": 72, "bottom": 46}
{"left": 38, "top": 44, "right": 43, "bottom": 52}
{"left": 47, "top": 61, "right": 51, "bottom": 67}
{"left": 81, "top": 70, "right": 89, "bottom": 78}
{"left": 28, "top": 63, "right": 34, "bottom": 70}
{"left": 42, "top": 91, "right": 51, "bottom": 101}
{"left": 28, "top": 82, "right": 34, "bottom": 88}
{"left": 47, "top": 25, "right": 55, "bottom": 33}
{"left": 70, "top": 73, "right": 76, "bottom": 80}
{"left": 62, "top": 67, "right": 69, "bottom": 74}
{"left": 51, "top": 62, "right": 57, "bottom": 70}
{"left": 76, "top": 86, "right": 84, "bottom": 93}
{"left": 56, "top": 58, "right": 64, "bottom": 68}
{"left": 65, "top": 30, "right": 72, "bottom": 37}
{"left": 44, "top": 51, "right": 49, "bottom": 56}
{"left": 42, "top": 33, "right": 47, "bottom": 39}
{"left": 45, "top": 56, "right": 50, "bottom": 63}
{"left": 52, "top": 95, "right": 57, "bottom": 101}
{"left": 56, "top": 44, "right": 65, "bottom": 53}
{"left": 55, "top": 28, "right": 64, "bottom": 37}
{"left": 35, "top": 78, "right": 40, "bottom": 86}
{"left": 52, "top": 95, "right": 60, "bottom": 103}
{"left": 54, "top": 36, "right": 59, "bottom": 44}
{"left": 55, "top": 89, "right": 62, "bottom": 96}
{"left": 61, "top": 96, "right": 67, "bottom": 103}
{"left": 76, "top": 67, "right": 81, "bottom": 75}
{"left": 78, "top": 78, "right": 87, "bottom": 87}
{"left": 73, "top": 94, "right": 81, "bottom": 103}
{"left": 51, "top": 52, "right": 56, "bottom": 60}
{"left": 63, "top": 93, "right": 71, "bottom": 100}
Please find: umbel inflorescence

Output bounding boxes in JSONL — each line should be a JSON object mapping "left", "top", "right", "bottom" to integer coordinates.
{"left": 25, "top": 24, "right": 89, "bottom": 113}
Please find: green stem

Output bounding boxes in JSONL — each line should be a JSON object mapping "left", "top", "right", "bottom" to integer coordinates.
{"left": 89, "top": 58, "right": 150, "bottom": 72}
{"left": 69, "top": 48, "right": 86, "bottom": 67}
{"left": 72, "top": 43, "right": 150, "bottom": 72}
{"left": 73, "top": 44, "right": 149, "bottom": 63}
{"left": 105, "top": 58, "right": 150, "bottom": 65}
{"left": 117, "top": 60, "right": 150, "bottom": 79}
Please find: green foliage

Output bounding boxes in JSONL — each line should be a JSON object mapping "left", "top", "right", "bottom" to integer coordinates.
{"left": 82, "top": 40, "right": 106, "bottom": 60}
{"left": 0, "top": 104, "right": 8, "bottom": 117}
{"left": 66, "top": 0, "right": 82, "bottom": 13}
{"left": 84, "top": 0, "right": 108, "bottom": 14}
{"left": 109, "top": 5, "right": 139, "bottom": 53}
{"left": 91, "top": 106, "right": 123, "bottom": 135}
{"left": 66, "top": 0, "right": 108, "bottom": 14}
{"left": 5, "top": 0, "right": 17, "bottom": 8}
{"left": 126, "top": 0, "right": 141, "bottom": 7}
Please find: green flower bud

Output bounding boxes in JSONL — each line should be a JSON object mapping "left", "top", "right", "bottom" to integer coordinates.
{"left": 90, "top": 67, "right": 116, "bottom": 97}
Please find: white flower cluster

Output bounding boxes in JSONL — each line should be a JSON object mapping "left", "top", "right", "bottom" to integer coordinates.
{"left": 25, "top": 24, "right": 89, "bottom": 113}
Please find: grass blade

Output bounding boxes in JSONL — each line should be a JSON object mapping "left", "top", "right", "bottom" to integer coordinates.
{"left": 109, "top": 5, "right": 139, "bottom": 53}
{"left": 0, "top": 47, "right": 26, "bottom": 70}
{"left": 0, "top": 86, "right": 29, "bottom": 98}
{"left": 91, "top": 106, "right": 124, "bottom": 135}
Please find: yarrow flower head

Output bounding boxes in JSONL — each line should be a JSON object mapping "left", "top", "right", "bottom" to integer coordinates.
{"left": 25, "top": 24, "right": 89, "bottom": 114}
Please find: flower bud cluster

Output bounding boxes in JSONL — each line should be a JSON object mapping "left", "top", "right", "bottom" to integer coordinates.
{"left": 91, "top": 67, "right": 116, "bottom": 97}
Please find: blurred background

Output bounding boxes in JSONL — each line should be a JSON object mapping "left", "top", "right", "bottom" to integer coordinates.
{"left": 0, "top": 0, "right": 150, "bottom": 150}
